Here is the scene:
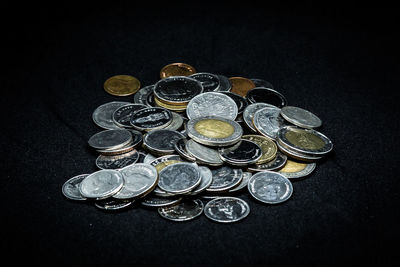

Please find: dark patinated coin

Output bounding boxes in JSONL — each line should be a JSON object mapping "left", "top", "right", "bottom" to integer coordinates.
{"left": 218, "top": 139, "right": 262, "bottom": 166}
{"left": 143, "top": 129, "right": 186, "bottom": 155}
{"left": 246, "top": 87, "right": 287, "bottom": 108}
{"left": 250, "top": 78, "right": 274, "bottom": 89}
{"left": 112, "top": 104, "right": 148, "bottom": 128}
{"left": 216, "top": 75, "right": 232, "bottom": 92}
{"left": 130, "top": 107, "right": 172, "bottom": 131}
{"left": 221, "top": 92, "right": 248, "bottom": 114}
{"left": 189, "top": 72, "right": 220, "bottom": 92}
{"left": 153, "top": 76, "right": 203, "bottom": 104}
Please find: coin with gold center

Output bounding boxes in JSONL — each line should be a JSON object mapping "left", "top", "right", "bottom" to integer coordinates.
{"left": 229, "top": 77, "right": 256, "bottom": 97}
{"left": 242, "top": 135, "right": 277, "bottom": 164}
{"left": 194, "top": 119, "right": 234, "bottom": 139}
{"left": 279, "top": 159, "right": 316, "bottom": 179}
{"left": 160, "top": 63, "right": 196, "bottom": 79}
{"left": 104, "top": 75, "right": 141, "bottom": 96}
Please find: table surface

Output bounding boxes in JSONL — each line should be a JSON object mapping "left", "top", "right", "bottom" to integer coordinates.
{"left": 1, "top": 2, "right": 399, "bottom": 266}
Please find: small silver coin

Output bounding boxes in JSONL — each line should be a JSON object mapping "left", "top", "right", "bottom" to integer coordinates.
{"left": 143, "top": 129, "right": 186, "bottom": 155}
{"left": 248, "top": 171, "right": 293, "bottom": 204}
{"left": 163, "top": 112, "right": 184, "bottom": 131}
{"left": 279, "top": 162, "right": 317, "bottom": 179}
{"left": 216, "top": 74, "right": 232, "bottom": 92}
{"left": 174, "top": 138, "right": 197, "bottom": 162}
{"left": 130, "top": 107, "right": 172, "bottom": 131}
{"left": 158, "top": 199, "right": 204, "bottom": 221}
{"left": 189, "top": 166, "right": 213, "bottom": 195}
{"left": 280, "top": 106, "right": 322, "bottom": 129}
{"left": 276, "top": 140, "right": 323, "bottom": 161}
{"left": 221, "top": 92, "right": 248, "bottom": 114}
{"left": 247, "top": 151, "right": 288, "bottom": 172}
{"left": 141, "top": 195, "right": 182, "bottom": 207}
{"left": 250, "top": 78, "right": 274, "bottom": 89}
{"left": 62, "top": 174, "right": 89, "bottom": 200}
{"left": 204, "top": 197, "right": 250, "bottom": 223}
{"left": 190, "top": 72, "right": 220, "bottom": 92}
{"left": 94, "top": 198, "right": 134, "bottom": 210}
{"left": 112, "top": 104, "right": 148, "bottom": 128}
{"left": 229, "top": 172, "right": 252, "bottom": 192}
{"left": 206, "top": 166, "right": 243, "bottom": 192}
{"left": 186, "top": 92, "right": 238, "bottom": 120}
{"left": 185, "top": 139, "right": 224, "bottom": 166}
{"left": 246, "top": 87, "right": 287, "bottom": 108}
{"left": 96, "top": 129, "right": 143, "bottom": 155}
{"left": 96, "top": 150, "right": 139, "bottom": 170}
{"left": 218, "top": 139, "right": 263, "bottom": 166}
{"left": 158, "top": 163, "right": 201, "bottom": 194}
{"left": 92, "top": 101, "right": 131, "bottom": 129}
{"left": 154, "top": 76, "right": 203, "bottom": 103}
{"left": 253, "top": 106, "right": 286, "bottom": 140}
{"left": 134, "top": 84, "right": 155, "bottom": 106}
{"left": 243, "top": 102, "right": 278, "bottom": 133}
{"left": 79, "top": 169, "right": 124, "bottom": 199}
{"left": 88, "top": 129, "right": 132, "bottom": 150}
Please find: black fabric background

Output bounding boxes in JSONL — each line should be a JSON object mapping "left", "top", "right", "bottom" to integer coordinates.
{"left": 1, "top": 1, "right": 399, "bottom": 266}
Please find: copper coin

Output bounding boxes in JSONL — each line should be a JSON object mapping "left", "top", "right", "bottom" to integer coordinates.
{"left": 229, "top": 77, "right": 256, "bottom": 97}
{"left": 104, "top": 75, "right": 141, "bottom": 96}
{"left": 160, "top": 63, "right": 196, "bottom": 79}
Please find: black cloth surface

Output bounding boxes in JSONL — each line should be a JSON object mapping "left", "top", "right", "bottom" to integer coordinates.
{"left": 1, "top": 2, "right": 399, "bottom": 266}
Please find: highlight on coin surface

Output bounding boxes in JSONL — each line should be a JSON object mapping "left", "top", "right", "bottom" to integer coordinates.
{"left": 104, "top": 75, "right": 141, "bottom": 96}
{"left": 160, "top": 63, "right": 196, "bottom": 79}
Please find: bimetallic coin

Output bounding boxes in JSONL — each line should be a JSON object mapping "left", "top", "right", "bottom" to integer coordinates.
{"left": 250, "top": 78, "right": 274, "bottom": 89}
{"left": 241, "top": 135, "right": 278, "bottom": 164}
{"left": 276, "top": 140, "right": 322, "bottom": 161}
{"left": 185, "top": 139, "right": 224, "bottom": 166}
{"left": 112, "top": 104, "right": 148, "bottom": 128}
{"left": 280, "top": 106, "right": 322, "bottom": 129}
{"left": 134, "top": 84, "right": 155, "bottom": 106}
{"left": 243, "top": 102, "right": 278, "bottom": 133}
{"left": 94, "top": 198, "right": 134, "bottom": 210}
{"left": 130, "top": 107, "right": 172, "bottom": 131}
{"left": 92, "top": 101, "right": 131, "bottom": 129}
{"left": 218, "top": 139, "right": 262, "bottom": 166}
{"left": 143, "top": 129, "right": 186, "bottom": 156}
{"left": 62, "top": 174, "right": 89, "bottom": 200}
{"left": 246, "top": 87, "right": 287, "bottom": 108}
{"left": 160, "top": 63, "right": 196, "bottom": 78}
{"left": 88, "top": 129, "right": 132, "bottom": 150}
{"left": 174, "top": 138, "right": 197, "bottom": 162}
{"left": 221, "top": 92, "right": 248, "bottom": 114}
{"left": 252, "top": 107, "right": 286, "bottom": 140}
{"left": 104, "top": 75, "right": 140, "bottom": 96}
{"left": 229, "top": 77, "right": 256, "bottom": 97}
{"left": 204, "top": 197, "right": 250, "bottom": 223}
{"left": 229, "top": 172, "right": 252, "bottom": 192}
{"left": 154, "top": 76, "right": 203, "bottom": 104}
{"left": 141, "top": 195, "right": 182, "bottom": 207}
{"left": 189, "top": 166, "right": 213, "bottom": 195}
{"left": 216, "top": 75, "right": 232, "bottom": 92}
{"left": 247, "top": 151, "right": 287, "bottom": 172}
{"left": 158, "top": 163, "right": 201, "bottom": 194}
{"left": 96, "top": 150, "right": 139, "bottom": 170}
{"left": 206, "top": 166, "right": 243, "bottom": 192}
{"left": 190, "top": 72, "right": 220, "bottom": 92}
{"left": 79, "top": 169, "right": 124, "bottom": 199}
{"left": 163, "top": 112, "right": 184, "bottom": 131}
{"left": 158, "top": 199, "right": 204, "bottom": 221}
{"left": 279, "top": 159, "right": 317, "bottom": 179}
{"left": 248, "top": 171, "right": 293, "bottom": 204}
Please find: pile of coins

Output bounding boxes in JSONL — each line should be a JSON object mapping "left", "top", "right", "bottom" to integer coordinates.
{"left": 62, "top": 62, "right": 333, "bottom": 223}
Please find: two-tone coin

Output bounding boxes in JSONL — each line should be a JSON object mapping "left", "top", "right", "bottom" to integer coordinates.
{"left": 130, "top": 107, "right": 173, "bottom": 131}
{"left": 92, "top": 101, "right": 131, "bottom": 129}
{"left": 160, "top": 63, "right": 196, "bottom": 79}
{"left": 79, "top": 169, "right": 124, "bottom": 199}
{"left": 104, "top": 75, "right": 140, "bottom": 96}
{"left": 252, "top": 106, "right": 286, "bottom": 140}
{"left": 112, "top": 104, "right": 148, "bottom": 128}
{"left": 185, "top": 139, "right": 224, "bottom": 166}
{"left": 206, "top": 166, "right": 243, "bottom": 192}
{"left": 190, "top": 72, "right": 220, "bottom": 92}
{"left": 250, "top": 78, "right": 274, "bottom": 89}
{"left": 88, "top": 129, "right": 133, "bottom": 150}
{"left": 95, "top": 149, "right": 139, "bottom": 169}
{"left": 204, "top": 197, "right": 250, "bottom": 223}
{"left": 221, "top": 92, "right": 248, "bottom": 115}
{"left": 279, "top": 159, "right": 317, "bottom": 179}
{"left": 174, "top": 138, "right": 197, "bottom": 162}
{"left": 158, "top": 163, "right": 201, "bottom": 194}
{"left": 62, "top": 174, "right": 89, "bottom": 200}
{"left": 247, "top": 151, "right": 287, "bottom": 172}
{"left": 143, "top": 129, "right": 186, "bottom": 156}
{"left": 229, "top": 77, "right": 256, "bottom": 97}
{"left": 158, "top": 199, "right": 204, "bottom": 221}
{"left": 241, "top": 135, "right": 277, "bottom": 164}
{"left": 218, "top": 139, "right": 262, "bottom": 166}
{"left": 246, "top": 87, "right": 287, "bottom": 108}
{"left": 243, "top": 102, "right": 278, "bottom": 133}
{"left": 280, "top": 106, "right": 322, "bottom": 129}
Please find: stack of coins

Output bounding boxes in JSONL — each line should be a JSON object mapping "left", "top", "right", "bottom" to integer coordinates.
{"left": 62, "top": 62, "right": 333, "bottom": 223}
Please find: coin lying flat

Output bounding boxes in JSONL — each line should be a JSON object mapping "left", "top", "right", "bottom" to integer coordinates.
{"left": 229, "top": 77, "right": 256, "bottom": 97}
{"left": 95, "top": 198, "right": 134, "bottom": 210}
{"left": 246, "top": 87, "right": 287, "bottom": 108}
{"left": 154, "top": 76, "right": 203, "bottom": 104}
{"left": 206, "top": 166, "right": 243, "bottom": 192}
{"left": 158, "top": 199, "right": 204, "bottom": 221}
{"left": 79, "top": 169, "right": 124, "bottom": 199}
{"left": 216, "top": 75, "right": 232, "bottom": 92}
{"left": 248, "top": 171, "right": 293, "bottom": 204}
{"left": 141, "top": 195, "right": 182, "bottom": 207}
{"left": 130, "top": 107, "right": 172, "bottom": 131}
{"left": 241, "top": 135, "right": 277, "bottom": 164}
{"left": 250, "top": 78, "right": 274, "bottom": 89}
{"left": 204, "top": 197, "right": 250, "bottom": 223}
{"left": 253, "top": 106, "right": 286, "bottom": 140}
{"left": 280, "top": 106, "right": 322, "bottom": 129}
{"left": 96, "top": 129, "right": 143, "bottom": 155}
{"left": 221, "top": 92, "right": 248, "bottom": 115}
{"left": 190, "top": 72, "right": 220, "bottom": 92}
{"left": 112, "top": 104, "right": 148, "bottom": 128}
{"left": 174, "top": 138, "right": 197, "bottom": 162}
{"left": 247, "top": 151, "right": 287, "bottom": 172}
{"left": 62, "top": 174, "right": 89, "bottom": 200}
{"left": 95, "top": 150, "right": 139, "bottom": 170}
{"left": 229, "top": 172, "right": 252, "bottom": 192}
{"left": 92, "top": 101, "right": 131, "bottom": 129}
{"left": 143, "top": 129, "right": 186, "bottom": 155}
{"left": 243, "top": 102, "right": 278, "bottom": 133}
{"left": 163, "top": 112, "right": 184, "bottom": 131}
{"left": 218, "top": 139, "right": 262, "bottom": 166}
{"left": 276, "top": 140, "right": 322, "bottom": 161}
{"left": 134, "top": 84, "right": 155, "bottom": 106}
{"left": 279, "top": 159, "right": 317, "bottom": 179}
{"left": 88, "top": 129, "right": 133, "bottom": 150}
{"left": 160, "top": 63, "right": 196, "bottom": 79}
{"left": 185, "top": 139, "right": 224, "bottom": 166}
{"left": 104, "top": 75, "right": 140, "bottom": 96}
{"left": 189, "top": 166, "right": 213, "bottom": 195}
{"left": 158, "top": 163, "right": 201, "bottom": 194}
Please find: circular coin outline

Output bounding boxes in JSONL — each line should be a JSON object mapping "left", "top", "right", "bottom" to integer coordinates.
{"left": 157, "top": 199, "right": 204, "bottom": 222}
{"left": 280, "top": 106, "right": 322, "bottom": 129}
{"left": 104, "top": 74, "right": 141, "bottom": 96}
{"left": 204, "top": 197, "right": 250, "bottom": 223}
{"left": 160, "top": 62, "right": 196, "bottom": 79}
{"left": 79, "top": 169, "right": 124, "bottom": 200}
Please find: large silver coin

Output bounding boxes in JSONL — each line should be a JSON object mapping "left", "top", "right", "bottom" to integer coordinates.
{"left": 206, "top": 166, "right": 243, "bottom": 192}
{"left": 243, "top": 102, "right": 278, "bottom": 132}
{"left": 130, "top": 107, "right": 172, "bottom": 131}
{"left": 221, "top": 92, "right": 248, "bottom": 115}
{"left": 141, "top": 195, "right": 182, "bottom": 207}
{"left": 247, "top": 151, "right": 288, "bottom": 172}
{"left": 229, "top": 172, "right": 252, "bottom": 192}
{"left": 253, "top": 106, "right": 286, "bottom": 140}
{"left": 95, "top": 150, "right": 139, "bottom": 170}
{"left": 174, "top": 138, "right": 197, "bottom": 162}
{"left": 113, "top": 163, "right": 158, "bottom": 199}
{"left": 143, "top": 129, "right": 186, "bottom": 155}
{"left": 216, "top": 74, "right": 232, "bottom": 92}
{"left": 88, "top": 129, "right": 132, "bottom": 150}
{"left": 280, "top": 106, "right": 322, "bottom": 129}
{"left": 189, "top": 166, "right": 213, "bottom": 195}
{"left": 204, "top": 197, "right": 250, "bottom": 223}
{"left": 190, "top": 72, "right": 220, "bottom": 92}
{"left": 153, "top": 76, "right": 203, "bottom": 104}
{"left": 134, "top": 84, "right": 155, "bottom": 106}
{"left": 163, "top": 112, "right": 184, "bottom": 131}
{"left": 248, "top": 171, "right": 293, "bottom": 204}
{"left": 218, "top": 139, "right": 262, "bottom": 166}
{"left": 79, "top": 169, "right": 124, "bottom": 199}
{"left": 158, "top": 199, "right": 204, "bottom": 221}
{"left": 186, "top": 92, "right": 238, "bottom": 120}
{"left": 276, "top": 139, "right": 323, "bottom": 161}
{"left": 62, "top": 174, "right": 89, "bottom": 200}
{"left": 92, "top": 101, "right": 131, "bottom": 129}
{"left": 96, "top": 129, "right": 143, "bottom": 155}
{"left": 94, "top": 198, "right": 134, "bottom": 210}
{"left": 185, "top": 139, "right": 224, "bottom": 166}
{"left": 112, "top": 103, "right": 148, "bottom": 128}
{"left": 158, "top": 163, "right": 201, "bottom": 194}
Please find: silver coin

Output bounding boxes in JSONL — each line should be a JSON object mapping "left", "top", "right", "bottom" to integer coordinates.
{"left": 94, "top": 198, "right": 134, "bottom": 210}
{"left": 280, "top": 106, "right": 322, "bottom": 129}
{"left": 158, "top": 163, "right": 201, "bottom": 194}
{"left": 136, "top": 152, "right": 147, "bottom": 163}
{"left": 96, "top": 129, "right": 143, "bottom": 155}
{"left": 279, "top": 162, "right": 317, "bottom": 179}
{"left": 158, "top": 199, "right": 204, "bottom": 221}
{"left": 112, "top": 103, "right": 148, "bottom": 128}
{"left": 215, "top": 74, "right": 232, "bottom": 92}
{"left": 130, "top": 107, "right": 172, "bottom": 131}
{"left": 189, "top": 72, "right": 220, "bottom": 92}
{"left": 221, "top": 92, "right": 248, "bottom": 114}
{"left": 79, "top": 169, "right": 124, "bottom": 199}
{"left": 163, "top": 112, "right": 184, "bottom": 131}
{"left": 96, "top": 150, "right": 139, "bottom": 170}
{"left": 243, "top": 102, "right": 278, "bottom": 133}
{"left": 62, "top": 174, "right": 89, "bottom": 200}
{"left": 141, "top": 195, "right": 182, "bottom": 207}
{"left": 174, "top": 138, "right": 197, "bottom": 162}
{"left": 204, "top": 197, "right": 250, "bottom": 223}
{"left": 134, "top": 84, "right": 155, "bottom": 106}
{"left": 253, "top": 106, "right": 286, "bottom": 140}
{"left": 88, "top": 129, "right": 132, "bottom": 150}
{"left": 113, "top": 163, "right": 158, "bottom": 199}
{"left": 229, "top": 172, "right": 252, "bottom": 192}
{"left": 206, "top": 166, "right": 243, "bottom": 192}
{"left": 246, "top": 87, "right": 287, "bottom": 108}
{"left": 250, "top": 78, "right": 274, "bottom": 89}
{"left": 149, "top": 155, "right": 184, "bottom": 197}
{"left": 143, "top": 153, "right": 157, "bottom": 164}
{"left": 143, "top": 129, "right": 186, "bottom": 155}
{"left": 185, "top": 139, "right": 224, "bottom": 166}
{"left": 92, "top": 101, "right": 131, "bottom": 129}
{"left": 276, "top": 139, "right": 323, "bottom": 161}
{"left": 247, "top": 151, "right": 287, "bottom": 172}
{"left": 186, "top": 92, "right": 238, "bottom": 120}
{"left": 218, "top": 139, "right": 263, "bottom": 166}
{"left": 154, "top": 76, "right": 203, "bottom": 103}
{"left": 248, "top": 171, "right": 293, "bottom": 204}
{"left": 189, "top": 166, "right": 213, "bottom": 195}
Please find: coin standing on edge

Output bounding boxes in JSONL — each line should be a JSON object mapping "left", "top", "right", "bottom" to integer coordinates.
{"left": 104, "top": 75, "right": 140, "bottom": 96}
{"left": 158, "top": 199, "right": 204, "bottom": 221}
{"left": 204, "top": 197, "right": 250, "bottom": 223}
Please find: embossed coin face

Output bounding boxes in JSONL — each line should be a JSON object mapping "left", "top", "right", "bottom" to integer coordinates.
{"left": 92, "top": 101, "right": 131, "bottom": 129}
{"left": 130, "top": 107, "right": 172, "bottom": 131}
{"left": 280, "top": 106, "right": 322, "bottom": 129}
{"left": 154, "top": 76, "right": 203, "bottom": 103}
{"left": 246, "top": 87, "right": 287, "bottom": 108}
{"left": 62, "top": 174, "right": 89, "bottom": 200}
{"left": 247, "top": 151, "right": 287, "bottom": 172}
{"left": 160, "top": 63, "right": 196, "bottom": 78}
{"left": 104, "top": 75, "right": 140, "bottom": 96}
{"left": 143, "top": 129, "right": 186, "bottom": 155}
{"left": 186, "top": 92, "right": 238, "bottom": 120}
{"left": 158, "top": 163, "right": 201, "bottom": 194}
{"left": 229, "top": 172, "right": 252, "bottom": 192}
{"left": 279, "top": 159, "right": 317, "bottom": 179}
{"left": 229, "top": 77, "right": 256, "bottom": 97}
{"left": 96, "top": 150, "right": 139, "bottom": 170}
{"left": 185, "top": 139, "right": 224, "bottom": 166}
{"left": 204, "top": 197, "right": 250, "bottom": 223}
{"left": 243, "top": 102, "right": 278, "bottom": 132}
{"left": 158, "top": 199, "right": 204, "bottom": 221}
{"left": 206, "top": 166, "right": 243, "bottom": 192}
{"left": 250, "top": 78, "right": 274, "bottom": 89}
{"left": 112, "top": 104, "right": 148, "bottom": 128}
{"left": 95, "top": 198, "right": 134, "bottom": 210}
{"left": 189, "top": 166, "right": 213, "bottom": 195}
{"left": 221, "top": 92, "right": 248, "bottom": 114}
{"left": 88, "top": 129, "right": 132, "bottom": 150}
{"left": 276, "top": 140, "right": 322, "bottom": 161}
{"left": 218, "top": 139, "right": 262, "bottom": 166}
{"left": 253, "top": 107, "right": 286, "bottom": 140}
{"left": 248, "top": 171, "right": 293, "bottom": 204}
{"left": 79, "top": 169, "right": 124, "bottom": 199}
{"left": 241, "top": 135, "right": 278, "bottom": 164}
{"left": 134, "top": 84, "right": 155, "bottom": 106}
{"left": 190, "top": 72, "right": 220, "bottom": 92}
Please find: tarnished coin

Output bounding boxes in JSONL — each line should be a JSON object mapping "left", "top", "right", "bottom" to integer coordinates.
{"left": 113, "top": 163, "right": 158, "bottom": 199}
{"left": 95, "top": 198, "right": 134, "bottom": 210}
{"left": 158, "top": 199, "right": 204, "bottom": 221}
{"left": 252, "top": 107, "right": 286, "bottom": 140}
{"left": 160, "top": 62, "right": 196, "bottom": 78}
{"left": 134, "top": 84, "right": 155, "bottom": 106}
{"left": 229, "top": 77, "right": 256, "bottom": 97}
{"left": 62, "top": 174, "right": 89, "bottom": 200}
{"left": 154, "top": 76, "right": 203, "bottom": 104}
{"left": 241, "top": 135, "right": 277, "bottom": 164}
{"left": 280, "top": 106, "right": 322, "bottom": 129}
{"left": 246, "top": 87, "right": 287, "bottom": 108}
{"left": 130, "top": 107, "right": 172, "bottom": 131}
{"left": 143, "top": 129, "right": 185, "bottom": 156}
{"left": 190, "top": 72, "right": 220, "bottom": 92}
{"left": 229, "top": 172, "right": 252, "bottom": 192}
{"left": 218, "top": 139, "right": 262, "bottom": 166}
{"left": 279, "top": 159, "right": 317, "bottom": 179}
{"left": 79, "top": 169, "right": 124, "bottom": 199}
{"left": 96, "top": 150, "right": 139, "bottom": 170}
{"left": 204, "top": 197, "right": 250, "bottom": 223}
{"left": 88, "top": 129, "right": 132, "bottom": 150}
{"left": 248, "top": 171, "right": 293, "bottom": 204}
{"left": 216, "top": 75, "right": 232, "bottom": 92}
{"left": 163, "top": 112, "right": 184, "bottom": 131}
{"left": 104, "top": 75, "right": 140, "bottom": 96}
{"left": 189, "top": 166, "right": 213, "bottom": 195}
{"left": 186, "top": 92, "right": 238, "bottom": 121}
{"left": 276, "top": 140, "right": 322, "bottom": 161}
{"left": 247, "top": 151, "right": 287, "bottom": 172}
{"left": 221, "top": 92, "right": 248, "bottom": 114}
{"left": 141, "top": 195, "right": 182, "bottom": 207}
{"left": 174, "top": 138, "right": 197, "bottom": 162}
{"left": 185, "top": 139, "right": 224, "bottom": 166}
{"left": 206, "top": 166, "right": 243, "bottom": 192}
{"left": 92, "top": 101, "right": 131, "bottom": 129}
{"left": 243, "top": 102, "right": 278, "bottom": 133}
{"left": 158, "top": 163, "right": 201, "bottom": 194}
{"left": 112, "top": 104, "right": 148, "bottom": 128}
{"left": 250, "top": 78, "right": 274, "bottom": 89}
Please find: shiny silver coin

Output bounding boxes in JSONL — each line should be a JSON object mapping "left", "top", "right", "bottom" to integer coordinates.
{"left": 92, "top": 101, "right": 131, "bottom": 129}
{"left": 158, "top": 199, "right": 204, "bottom": 221}
{"left": 143, "top": 153, "right": 157, "bottom": 164}
{"left": 246, "top": 87, "right": 287, "bottom": 108}
{"left": 94, "top": 198, "right": 134, "bottom": 210}
{"left": 221, "top": 92, "right": 248, "bottom": 114}
{"left": 154, "top": 76, "right": 203, "bottom": 103}
{"left": 250, "top": 78, "right": 274, "bottom": 89}
{"left": 253, "top": 106, "right": 286, "bottom": 140}
{"left": 276, "top": 139, "right": 323, "bottom": 161}
{"left": 204, "top": 197, "right": 250, "bottom": 223}
{"left": 143, "top": 129, "right": 186, "bottom": 156}
{"left": 216, "top": 74, "right": 232, "bottom": 92}
{"left": 95, "top": 150, "right": 139, "bottom": 170}
{"left": 130, "top": 107, "right": 172, "bottom": 131}
{"left": 248, "top": 171, "right": 293, "bottom": 204}
{"left": 88, "top": 129, "right": 132, "bottom": 150}
{"left": 247, "top": 151, "right": 287, "bottom": 172}
{"left": 62, "top": 174, "right": 89, "bottom": 200}
{"left": 174, "top": 138, "right": 197, "bottom": 162}
{"left": 134, "top": 84, "right": 155, "bottom": 106}
{"left": 145, "top": 90, "right": 156, "bottom": 107}
{"left": 229, "top": 172, "right": 252, "bottom": 192}
{"left": 189, "top": 72, "right": 220, "bottom": 92}
{"left": 218, "top": 139, "right": 262, "bottom": 166}
{"left": 113, "top": 163, "right": 158, "bottom": 199}
{"left": 112, "top": 103, "right": 148, "bottom": 128}
{"left": 163, "top": 112, "right": 184, "bottom": 131}
{"left": 185, "top": 139, "right": 224, "bottom": 166}
{"left": 186, "top": 92, "right": 238, "bottom": 120}
{"left": 141, "top": 195, "right": 182, "bottom": 207}
{"left": 243, "top": 102, "right": 278, "bottom": 133}
{"left": 279, "top": 161, "right": 317, "bottom": 179}
{"left": 96, "top": 130, "right": 143, "bottom": 155}
{"left": 79, "top": 169, "right": 124, "bottom": 199}
{"left": 158, "top": 163, "right": 201, "bottom": 194}
{"left": 280, "top": 106, "right": 322, "bottom": 129}
{"left": 188, "top": 166, "right": 213, "bottom": 195}
{"left": 206, "top": 166, "right": 243, "bottom": 192}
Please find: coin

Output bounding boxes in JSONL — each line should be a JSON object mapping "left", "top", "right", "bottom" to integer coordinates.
{"left": 206, "top": 166, "right": 243, "bottom": 192}
{"left": 229, "top": 172, "right": 252, "bottom": 192}
{"left": 88, "top": 129, "right": 133, "bottom": 150}
{"left": 247, "top": 151, "right": 287, "bottom": 172}
{"left": 276, "top": 140, "right": 322, "bottom": 161}
{"left": 246, "top": 87, "right": 287, "bottom": 108}
{"left": 252, "top": 107, "right": 286, "bottom": 140}
{"left": 130, "top": 107, "right": 172, "bottom": 131}
{"left": 92, "top": 101, "right": 131, "bottom": 129}
{"left": 149, "top": 154, "right": 184, "bottom": 172}
{"left": 204, "top": 197, "right": 250, "bottom": 223}
{"left": 185, "top": 139, "right": 224, "bottom": 166}
{"left": 241, "top": 135, "right": 278, "bottom": 164}
{"left": 95, "top": 150, "right": 139, "bottom": 170}
{"left": 248, "top": 171, "right": 293, "bottom": 204}
{"left": 229, "top": 77, "right": 256, "bottom": 97}
{"left": 134, "top": 84, "right": 155, "bottom": 106}
{"left": 143, "top": 129, "right": 186, "bottom": 155}
{"left": 250, "top": 78, "right": 274, "bottom": 89}
{"left": 158, "top": 163, "right": 201, "bottom": 194}
{"left": 174, "top": 138, "right": 197, "bottom": 162}
{"left": 104, "top": 75, "right": 140, "bottom": 96}
{"left": 221, "top": 92, "right": 248, "bottom": 114}
{"left": 94, "top": 198, "right": 134, "bottom": 210}
{"left": 158, "top": 199, "right": 204, "bottom": 221}
{"left": 243, "top": 102, "right": 278, "bottom": 133}
{"left": 112, "top": 104, "right": 148, "bottom": 128}
{"left": 218, "top": 139, "right": 263, "bottom": 166}
{"left": 189, "top": 166, "right": 213, "bottom": 195}
{"left": 280, "top": 106, "right": 322, "bottom": 129}
{"left": 279, "top": 159, "right": 317, "bottom": 179}
{"left": 143, "top": 153, "right": 157, "bottom": 164}
{"left": 62, "top": 174, "right": 89, "bottom": 200}
{"left": 163, "top": 112, "right": 184, "bottom": 131}
{"left": 154, "top": 97, "right": 187, "bottom": 112}
{"left": 216, "top": 75, "right": 232, "bottom": 92}
{"left": 141, "top": 195, "right": 182, "bottom": 207}
{"left": 186, "top": 92, "right": 238, "bottom": 121}
{"left": 160, "top": 63, "right": 196, "bottom": 78}
{"left": 190, "top": 72, "right": 220, "bottom": 92}
{"left": 136, "top": 152, "right": 147, "bottom": 163}
{"left": 79, "top": 169, "right": 124, "bottom": 199}
{"left": 154, "top": 76, "right": 203, "bottom": 104}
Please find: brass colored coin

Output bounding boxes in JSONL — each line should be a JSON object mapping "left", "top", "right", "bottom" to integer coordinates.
{"left": 160, "top": 63, "right": 196, "bottom": 79}
{"left": 104, "top": 75, "right": 141, "bottom": 96}
{"left": 279, "top": 159, "right": 308, "bottom": 173}
{"left": 285, "top": 129, "right": 325, "bottom": 150}
{"left": 154, "top": 97, "right": 187, "bottom": 111}
{"left": 242, "top": 135, "right": 277, "bottom": 164}
{"left": 194, "top": 119, "right": 235, "bottom": 139}
{"left": 229, "top": 77, "right": 256, "bottom": 97}
{"left": 155, "top": 160, "right": 183, "bottom": 173}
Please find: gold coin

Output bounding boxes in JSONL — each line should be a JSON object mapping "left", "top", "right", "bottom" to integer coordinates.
{"left": 229, "top": 77, "right": 256, "bottom": 97}
{"left": 285, "top": 128, "right": 326, "bottom": 150}
{"left": 242, "top": 135, "right": 277, "bottom": 164}
{"left": 194, "top": 119, "right": 234, "bottom": 139}
{"left": 154, "top": 96, "right": 189, "bottom": 106}
{"left": 160, "top": 63, "right": 196, "bottom": 79}
{"left": 154, "top": 97, "right": 187, "bottom": 111}
{"left": 155, "top": 160, "right": 183, "bottom": 173}
{"left": 279, "top": 159, "right": 308, "bottom": 173}
{"left": 104, "top": 75, "right": 140, "bottom": 96}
